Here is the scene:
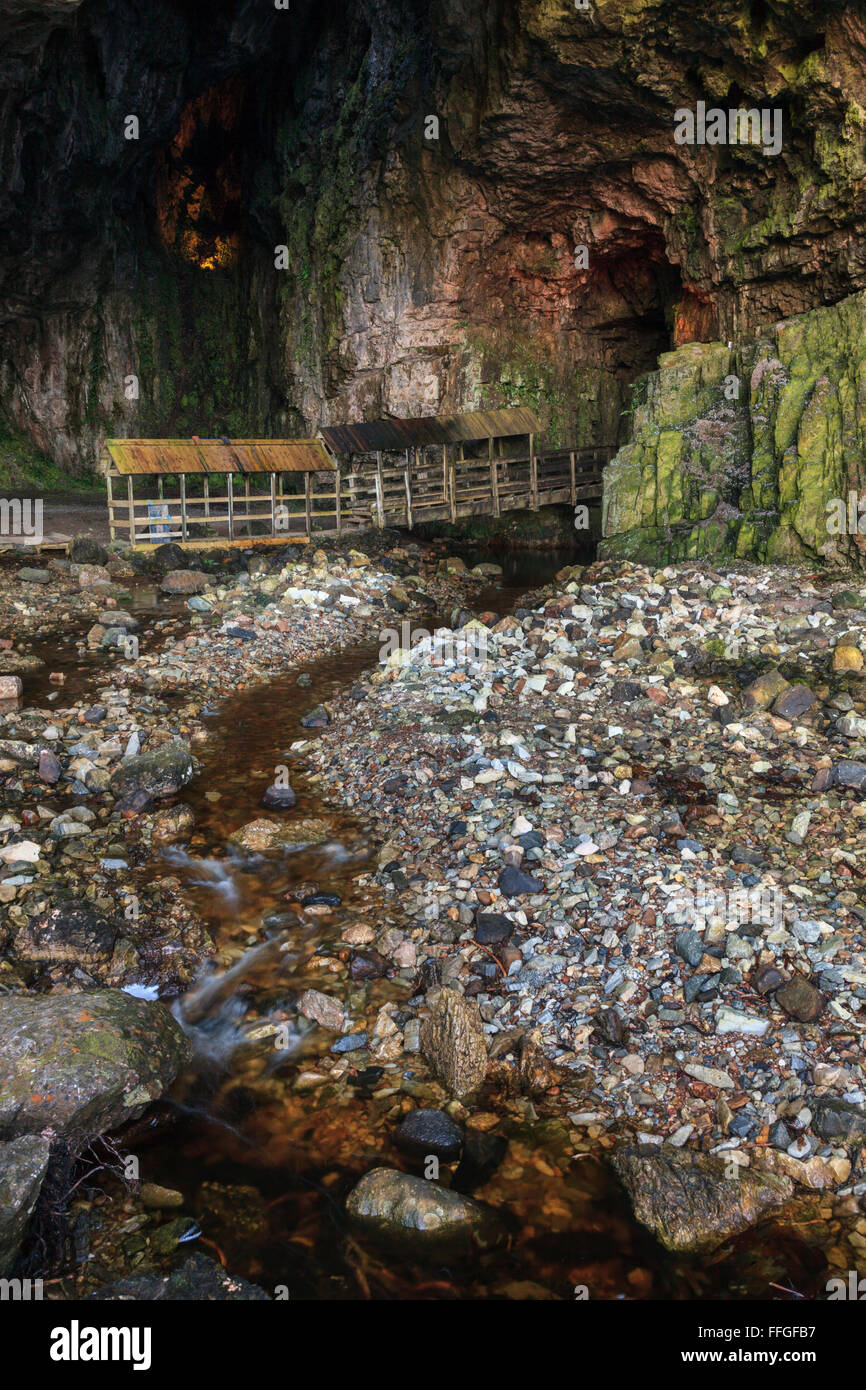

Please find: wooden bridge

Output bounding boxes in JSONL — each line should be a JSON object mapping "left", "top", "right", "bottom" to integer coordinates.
{"left": 333, "top": 442, "right": 612, "bottom": 532}
{"left": 102, "top": 409, "right": 616, "bottom": 547}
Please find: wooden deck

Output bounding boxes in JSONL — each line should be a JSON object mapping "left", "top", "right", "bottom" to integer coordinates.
{"left": 107, "top": 445, "right": 614, "bottom": 545}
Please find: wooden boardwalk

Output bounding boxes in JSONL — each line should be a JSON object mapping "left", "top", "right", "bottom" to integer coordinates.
{"left": 276, "top": 443, "right": 614, "bottom": 539}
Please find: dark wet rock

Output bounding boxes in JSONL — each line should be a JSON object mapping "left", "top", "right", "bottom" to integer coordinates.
{"left": 83, "top": 704, "right": 107, "bottom": 723}
{"left": 69, "top": 538, "right": 109, "bottom": 566}
{"left": 300, "top": 704, "right": 329, "bottom": 728}
{"left": 110, "top": 739, "right": 194, "bottom": 803}
{"left": 0, "top": 990, "right": 189, "bottom": 1147}
{"left": 394, "top": 1108, "right": 464, "bottom": 1161}
{"left": 498, "top": 864, "right": 543, "bottom": 897}
{"left": 224, "top": 625, "right": 256, "bottom": 641}
{"left": 160, "top": 569, "right": 210, "bottom": 595}
{"left": 730, "top": 845, "right": 764, "bottom": 867}
{"left": 674, "top": 930, "right": 704, "bottom": 967}
{"left": 0, "top": 1134, "right": 51, "bottom": 1275}
{"left": 14, "top": 903, "right": 118, "bottom": 968}
{"left": 89, "top": 1252, "right": 270, "bottom": 1300}
{"left": 345, "top": 1167, "right": 501, "bottom": 1252}
{"left": 302, "top": 892, "right": 341, "bottom": 907}
{"left": 475, "top": 912, "right": 511, "bottom": 946}
{"left": 611, "top": 1143, "right": 793, "bottom": 1254}
{"left": 349, "top": 949, "right": 388, "bottom": 981}
{"left": 593, "top": 1007, "right": 625, "bottom": 1046}
{"left": 420, "top": 990, "right": 488, "bottom": 1097}
{"left": 768, "top": 1121, "right": 792, "bottom": 1150}
{"left": 752, "top": 964, "right": 785, "bottom": 995}
{"left": 452, "top": 1129, "right": 508, "bottom": 1192}
{"left": 832, "top": 760, "right": 866, "bottom": 791}
{"left": 610, "top": 680, "right": 642, "bottom": 702}
{"left": 38, "top": 748, "right": 61, "bottom": 784}
{"left": 260, "top": 782, "right": 297, "bottom": 810}
{"left": 772, "top": 685, "right": 816, "bottom": 720}
{"left": 149, "top": 543, "right": 188, "bottom": 575}
{"left": 775, "top": 974, "right": 825, "bottom": 1023}
{"left": 811, "top": 1098, "right": 866, "bottom": 1143}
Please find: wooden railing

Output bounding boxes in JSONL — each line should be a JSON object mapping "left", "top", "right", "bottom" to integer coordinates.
{"left": 106, "top": 444, "right": 615, "bottom": 546}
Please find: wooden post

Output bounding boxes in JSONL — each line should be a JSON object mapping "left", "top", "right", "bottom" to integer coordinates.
{"left": 489, "top": 437, "right": 500, "bottom": 517}
{"left": 375, "top": 451, "right": 385, "bottom": 528}
{"left": 227, "top": 473, "right": 234, "bottom": 541}
{"left": 529, "top": 432, "right": 538, "bottom": 509}
{"left": 449, "top": 445, "right": 458, "bottom": 523}
{"left": 106, "top": 472, "right": 115, "bottom": 543}
{"left": 180, "top": 472, "right": 188, "bottom": 541}
{"left": 335, "top": 466, "right": 342, "bottom": 536}
{"left": 127, "top": 477, "right": 136, "bottom": 546}
{"left": 570, "top": 450, "right": 576, "bottom": 506}
{"left": 270, "top": 473, "right": 277, "bottom": 536}
{"left": 404, "top": 448, "right": 414, "bottom": 529}
{"left": 203, "top": 475, "right": 210, "bottom": 521}
{"left": 442, "top": 444, "right": 448, "bottom": 505}
{"left": 244, "top": 476, "right": 251, "bottom": 537}
{"left": 305, "top": 472, "right": 312, "bottom": 538}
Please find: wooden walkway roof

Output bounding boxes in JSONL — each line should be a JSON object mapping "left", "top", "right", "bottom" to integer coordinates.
{"left": 104, "top": 438, "right": 335, "bottom": 476}
{"left": 319, "top": 406, "right": 541, "bottom": 456}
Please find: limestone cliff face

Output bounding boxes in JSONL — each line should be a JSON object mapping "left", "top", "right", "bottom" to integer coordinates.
{"left": 2, "top": 0, "right": 866, "bottom": 476}
{"left": 601, "top": 290, "right": 866, "bottom": 566}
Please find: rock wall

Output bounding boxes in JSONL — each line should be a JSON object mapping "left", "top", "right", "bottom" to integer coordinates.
{"left": 3, "top": 0, "right": 866, "bottom": 476}
{"left": 601, "top": 288, "right": 866, "bottom": 567}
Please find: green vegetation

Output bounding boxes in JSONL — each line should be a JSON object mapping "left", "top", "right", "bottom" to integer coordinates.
{"left": 0, "top": 420, "right": 98, "bottom": 492}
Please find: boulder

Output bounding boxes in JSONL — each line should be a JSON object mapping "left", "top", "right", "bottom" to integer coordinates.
{"left": 13, "top": 903, "right": 119, "bottom": 968}
{"left": 345, "top": 1168, "right": 500, "bottom": 1252}
{"left": 611, "top": 1143, "right": 793, "bottom": 1254}
{"left": 89, "top": 1252, "right": 269, "bottom": 1300}
{"left": 0, "top": 990, "right": 189, "bottom": 1148}
{"left": 69, "top": 538, "right": 109, "bottom": 566}
{"left": 110, "top": 739, "right": 194, "bottom": 804}
{"left": 160, "top": 569, "right": 210, "bottom": 595}
{"left": 0, "top": 1135, "right": 51, "bottom": 1275}
{"left": 394, "top": 1109, "right": 464, "bottom": 1161}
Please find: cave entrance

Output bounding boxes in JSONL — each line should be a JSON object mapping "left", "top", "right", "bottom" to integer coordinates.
{"left": 582, "top": 235, "right": 719, "bottom": 442}
{"left": 155, "top": 79, "right": 244, "bottom": 270}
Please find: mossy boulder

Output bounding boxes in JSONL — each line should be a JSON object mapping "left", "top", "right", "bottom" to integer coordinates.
{"left": 611, "top": 1143, "right": 793, "bottom": 1254}
{"left": 602, "top": 289, "right": 866, "bottom": 568}
{"left": 0, "top": 990, "right": 189, "bottom": 1149}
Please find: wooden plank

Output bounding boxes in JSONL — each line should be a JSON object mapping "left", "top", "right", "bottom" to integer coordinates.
{"left": 336, "top": 466, "right": 342, "bottom": 536}
{"left": 227, "top": 473, "right": 234, "bottom": 541}
{"left": 305, "top": 473, "right": 312, "bottom": 538}
{"left": 404, "top": 448, "right": 413, "bottom": 529}
{"left": 270, "top": 473, "right": 277, "bottom": 536}
{"left": 529, "top": 432, "right": 538, "bottom": 510}
{"left": 375, "top": 452, "right": 385, "bottom": 528}
{"left": 180, "top": 473, "right": 188, "bottom": 541}
{"left": 127, "top": 477, "right": 136, "bottom": 546}
{"left": 106, "top": 473, "right": 115, "bottom": 543}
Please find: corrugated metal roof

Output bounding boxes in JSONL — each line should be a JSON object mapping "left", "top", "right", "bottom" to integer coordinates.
{"left": 318, "top": 407, "right": 541, "bottom": 455}
{"left": 104, "top": 439, "right": 335, "bottom": 475}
